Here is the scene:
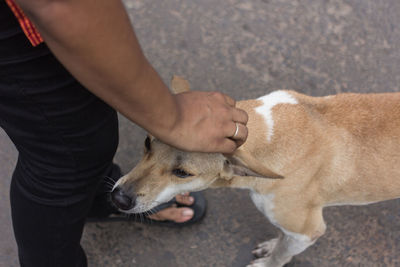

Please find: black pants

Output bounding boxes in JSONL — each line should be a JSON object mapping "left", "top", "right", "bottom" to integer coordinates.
{"left": 0, "top": 2, "right": 120, "bottom": 266}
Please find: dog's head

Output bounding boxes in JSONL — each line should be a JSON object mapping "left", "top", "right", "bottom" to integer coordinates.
{"left": 111, "top": 76, "right": 282, "bottom": 213}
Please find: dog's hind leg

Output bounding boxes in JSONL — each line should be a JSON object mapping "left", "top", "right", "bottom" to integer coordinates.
{"left": 248, "top": 207, "right": 326, "bottom": 267}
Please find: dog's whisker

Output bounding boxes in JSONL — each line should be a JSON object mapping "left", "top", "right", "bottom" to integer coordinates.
{"left": 105, "top": 175, "right": 118, "bottom": 181}
{"left": 104, "top": 183, "right": 115, "bottom": 190}
{"left": 104, "top": 179, "right": 116, "bottom": 185}
{"left": 104, "top": 176, "right": 117, "bottom": 184}
{"left": 104, "top": 179, "right": 115, "bottom": 185}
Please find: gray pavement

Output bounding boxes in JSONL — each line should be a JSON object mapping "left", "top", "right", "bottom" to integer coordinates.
{"left": 1, "top": 0, "right": 400, "bottom": 266}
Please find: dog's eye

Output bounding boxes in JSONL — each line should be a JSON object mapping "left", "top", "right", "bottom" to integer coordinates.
{"left": 172, "top": 168, "right": 193, "bottom": 178}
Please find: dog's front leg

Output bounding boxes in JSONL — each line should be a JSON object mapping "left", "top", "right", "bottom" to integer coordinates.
{"left": 248, "top": 230, "right": 316, "bottom": 267}
{"left": 248, "top": 193, "right": 326, "bottom": 267}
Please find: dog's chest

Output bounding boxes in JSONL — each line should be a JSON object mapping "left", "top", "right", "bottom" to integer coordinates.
{"left": 250, "top": 190, "right": 278, "bottom": 226}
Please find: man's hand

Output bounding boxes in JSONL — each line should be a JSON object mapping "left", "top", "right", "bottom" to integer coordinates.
{"left": 159, "top": 91, "right": 248, "bottom": 154}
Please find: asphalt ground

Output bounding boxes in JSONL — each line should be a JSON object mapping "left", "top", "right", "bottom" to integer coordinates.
{"left": 1, "top": 0, "right": 399, "bottom": 266}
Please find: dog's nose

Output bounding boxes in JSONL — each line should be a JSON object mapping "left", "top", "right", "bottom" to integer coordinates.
{"left": 111, "top": 187, "right": 135, "bottom": 211}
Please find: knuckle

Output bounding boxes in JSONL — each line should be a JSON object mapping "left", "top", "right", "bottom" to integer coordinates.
{"left": 213, "top": 92, "right": 226, "bottom": 101}
{"left": 219, "top": 106, "right": 231, "bottom": 119}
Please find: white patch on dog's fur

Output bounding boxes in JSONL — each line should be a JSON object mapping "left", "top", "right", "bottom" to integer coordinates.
{"left": 250, "top": 190, "right": 313, "bottom": 265}
{"left": 253, "top": 231, "right": 312, "bottom": 266}
{"left": 280, "top": 229, "right": 313, "bottom": 255}
{"left": 250, "top": 191, "right": 278, "bottom": 226}
{"left": 255, "top": 91, "right": 298, "bottom": 142}
{"left": 279, "top": 228, "right": 315, "bottom": 263}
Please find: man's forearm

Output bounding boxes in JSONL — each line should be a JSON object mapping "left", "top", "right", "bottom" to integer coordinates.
{"left": 16, "top": 0, "right": 179, "bottom": 137}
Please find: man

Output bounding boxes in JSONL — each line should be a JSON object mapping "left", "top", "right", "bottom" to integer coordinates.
{"left": 0, "top": 0, "right": 248, "bottom": 266}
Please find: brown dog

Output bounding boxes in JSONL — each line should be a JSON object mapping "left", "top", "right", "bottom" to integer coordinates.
{"left": 112, "top": 76, "right": 400, "bottom": 267}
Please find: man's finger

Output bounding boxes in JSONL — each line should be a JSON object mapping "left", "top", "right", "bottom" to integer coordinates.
{"left": 232, "top": 108, "right": 248, "bottom": 125}
{"left": 224, "top": 95, "right": 236, "bottom": 107}
{"left": 219, "top": 138, "right": 238, "bottom": 154}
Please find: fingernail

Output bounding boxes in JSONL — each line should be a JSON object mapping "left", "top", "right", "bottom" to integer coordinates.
{"left": 189, "top": 196, "right": 194, "bottom": 203}
{"left": 182, "top": 209, "right": 194, "bottom": 217}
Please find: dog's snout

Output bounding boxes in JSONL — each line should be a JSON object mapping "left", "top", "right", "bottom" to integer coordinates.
{"left": 111, "top": 186, "right": 136, "bottom": 211}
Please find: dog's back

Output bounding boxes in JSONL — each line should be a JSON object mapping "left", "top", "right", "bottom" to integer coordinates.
{"left": 236, "top": 91, "right": 400, "bottom": 206}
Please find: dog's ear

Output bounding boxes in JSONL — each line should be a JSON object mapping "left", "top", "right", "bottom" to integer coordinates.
{"left": 170, "top": 75, "right": 191, "bottom": 94}
{"left": 220, "top": 155, "right": 283, "bottom": 180}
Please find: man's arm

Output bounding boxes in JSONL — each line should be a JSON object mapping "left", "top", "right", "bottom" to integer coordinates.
{"left": 15, "top": 0, "right": 248, "bottom": 153}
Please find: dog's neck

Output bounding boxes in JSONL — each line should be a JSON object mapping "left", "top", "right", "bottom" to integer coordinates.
{"left": 211, "top": 175, "right": 275, "bottom": 193}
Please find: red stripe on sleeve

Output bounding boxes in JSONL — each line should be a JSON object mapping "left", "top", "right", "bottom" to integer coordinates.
{"left": 5, "top": 0, "right": 44, "bottom": 46}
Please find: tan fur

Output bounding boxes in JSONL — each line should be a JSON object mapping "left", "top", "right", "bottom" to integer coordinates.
{"left": 113, "top": 77, "right": 400, "bottom": 267}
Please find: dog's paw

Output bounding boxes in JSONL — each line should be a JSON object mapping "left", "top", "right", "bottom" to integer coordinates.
{"left": 252, "top": 238, "right": 279, "bottom": 258}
